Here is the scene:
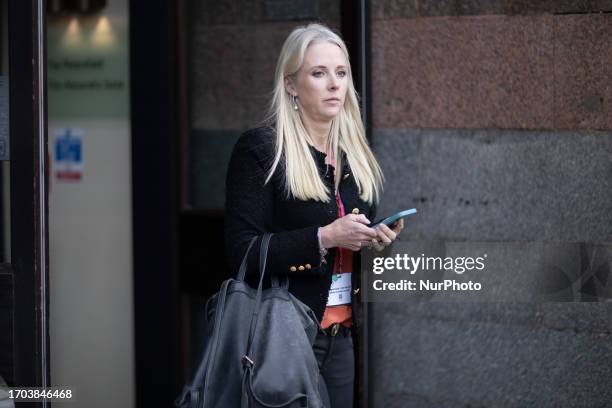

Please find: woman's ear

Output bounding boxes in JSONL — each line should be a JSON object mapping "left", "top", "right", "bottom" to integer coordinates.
{"left": 284, "top": 76, "right": 296, "bottom": 96}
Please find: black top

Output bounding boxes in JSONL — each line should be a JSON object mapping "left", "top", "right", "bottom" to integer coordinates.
{"left": 223, "top": 125, "right": 377, "bottom": 330}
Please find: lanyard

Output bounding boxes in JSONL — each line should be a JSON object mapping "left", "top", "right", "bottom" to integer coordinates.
{"left": 335, "top": 190, "right": 346, "bottom": 272}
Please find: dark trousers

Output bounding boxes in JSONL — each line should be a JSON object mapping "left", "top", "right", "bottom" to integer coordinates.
{"left": 313, "top": 327, "right": 355, "bottom": 408}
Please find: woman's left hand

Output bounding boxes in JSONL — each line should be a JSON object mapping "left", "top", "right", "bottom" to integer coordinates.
{"left": 368, "top": 218, "right": 404, "bottom": 251}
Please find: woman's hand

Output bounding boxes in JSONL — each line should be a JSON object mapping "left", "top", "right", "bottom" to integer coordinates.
{"left": 369, "top": 218, "right": 404, "bottom": 251}
{"left": 319, "top": 214, "right": 379, "bottom": 251}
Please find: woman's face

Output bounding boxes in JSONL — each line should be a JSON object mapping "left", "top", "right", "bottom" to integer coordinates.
{"left": 286, "top": 41, "right": 349, "bottom": 123}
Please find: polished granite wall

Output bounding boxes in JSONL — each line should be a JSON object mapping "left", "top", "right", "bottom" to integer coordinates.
{"left": 370, "top": 1, "right": 612, "bottom": 406}
{"left": 369, "top": 129, "right": 612, "bottom": 406}
{"left": 371, "top": 10, "right": 611, "bottom": 130}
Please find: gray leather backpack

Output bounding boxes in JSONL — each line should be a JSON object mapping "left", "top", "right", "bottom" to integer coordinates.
{"left": 174, "top": 233, "right": 324, "bottom": 408}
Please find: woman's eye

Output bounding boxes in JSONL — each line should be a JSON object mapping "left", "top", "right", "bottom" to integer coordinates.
{"left": 313, "top": 71, "right": 346, "bottom": 78}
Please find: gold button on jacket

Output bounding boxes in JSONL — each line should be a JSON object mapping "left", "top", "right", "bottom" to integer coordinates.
{"left": 289, "top": 266, "right": 297, "bottom": 272}
{"left": 352, "top": 208, "right": 360, "bottom": 214}
{"left": 298, "top": 265, "right": 305, "bottom": 271}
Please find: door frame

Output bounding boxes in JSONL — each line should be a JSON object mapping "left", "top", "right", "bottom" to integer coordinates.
{"left": 8, "top": 0, "right": 49, "bottom": 400}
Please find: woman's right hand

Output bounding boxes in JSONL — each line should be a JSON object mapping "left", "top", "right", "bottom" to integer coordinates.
{"left": 319, "top": 214, "right": 379, "bottom": 251}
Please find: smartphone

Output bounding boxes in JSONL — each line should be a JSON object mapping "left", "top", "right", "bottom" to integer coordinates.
{"left": 369, "top": 208, "right": 417, "bottom": 228}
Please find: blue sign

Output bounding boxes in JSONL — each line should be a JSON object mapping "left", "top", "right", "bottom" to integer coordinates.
{"left": 55, "top": 129, "right": 82, "bottom": 163}
{"left": 54, "top": 128, "right": 83, "bottom": 181}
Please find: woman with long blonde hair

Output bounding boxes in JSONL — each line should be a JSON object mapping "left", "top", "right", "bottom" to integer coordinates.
{"left": 224, "top": 22, "right": 404, "bottom": 407}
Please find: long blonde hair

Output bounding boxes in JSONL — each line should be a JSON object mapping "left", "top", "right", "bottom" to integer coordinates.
{"left": 259, "top": 22, "right": 383, "bottom": 205}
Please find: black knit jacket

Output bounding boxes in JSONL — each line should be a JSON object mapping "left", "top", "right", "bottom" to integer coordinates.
{"left": 223, "top": 125, "right": 377, "bottom": 330}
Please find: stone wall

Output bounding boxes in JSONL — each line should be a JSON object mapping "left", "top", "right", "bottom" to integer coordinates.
{"left": 370, "top": 1, "right": 612, "bottom": 406}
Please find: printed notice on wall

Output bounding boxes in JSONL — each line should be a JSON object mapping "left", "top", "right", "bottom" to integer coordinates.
{"left": 47, "top": 17, "right": 129, "bottom": 119}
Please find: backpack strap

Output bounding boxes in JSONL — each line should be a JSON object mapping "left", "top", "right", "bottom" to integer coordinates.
{"left": 236, "top": 234, "right": 287, "bottom": 289}
{"left": 241, "top": 233, "right": 273, "bottom": 371}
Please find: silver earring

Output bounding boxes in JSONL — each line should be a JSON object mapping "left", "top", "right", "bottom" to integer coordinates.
{"left": 292, "top": 94, "right": 299, "bottom": 110}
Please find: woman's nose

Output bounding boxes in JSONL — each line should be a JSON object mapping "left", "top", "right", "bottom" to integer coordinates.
{"left": 328, "top": 77, "right": 339, "bottom": 90}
